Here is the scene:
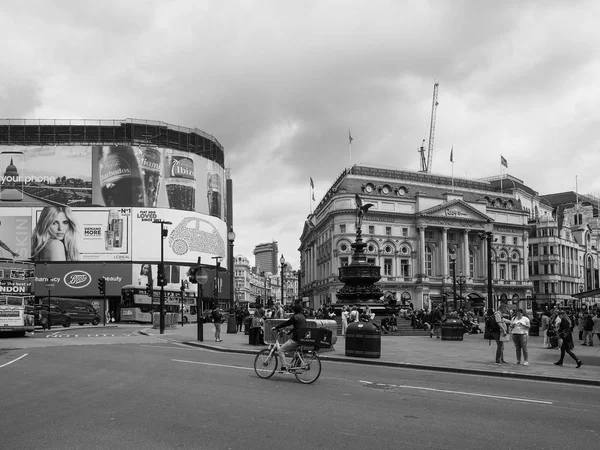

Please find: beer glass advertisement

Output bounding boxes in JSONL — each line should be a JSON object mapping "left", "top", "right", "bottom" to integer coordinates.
{"left": 0, "top": 208, "right": 33, "bottom": 260}
{"left": 32, "top": 206, "right": 132, "bottom": 262}
{"left": 0, "top": 146, "right": 92, "bottom": 206}
{"left": 131, "top": 208, "right": 227, "bottom": 265}
{"left": 91, "top": 146, "right": 226, "bottom": 220}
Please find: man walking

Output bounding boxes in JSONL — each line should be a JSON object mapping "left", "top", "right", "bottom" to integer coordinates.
{"left": 430, "top": 305, "right": 443, "bottom": 339}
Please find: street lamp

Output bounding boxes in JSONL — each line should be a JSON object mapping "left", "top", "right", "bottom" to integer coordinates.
{"left": 457, "top": 271, "right": 467, "bottom": 310}
{"left": 483, "top": 221, "right": 494, "bottom": 312}
{"left": 280, "top": 255, "right": 286, "bottom": 306}
{"left": 227, "top": 227, "right": 236, "bottom": 311}
{"left": 152, "top": 219, "right": 172, "bottom": 335}
{"left": 449, "top": 253, "right": 457, "bottom": 311}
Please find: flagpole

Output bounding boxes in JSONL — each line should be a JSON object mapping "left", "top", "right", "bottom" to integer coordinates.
{"left": 450, "top": 146, "right": 454, "bottom": 192}
{"left": 348, "top": 129, "right": 353, "bottom": 168}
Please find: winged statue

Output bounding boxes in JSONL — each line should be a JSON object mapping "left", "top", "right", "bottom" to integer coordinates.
{"left": 355, "top": 194, "right": 374, "bottom": 230}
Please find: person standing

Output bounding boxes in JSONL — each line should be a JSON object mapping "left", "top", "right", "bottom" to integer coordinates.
{"left": 592, "top": 311, "right": 600, "bottom": 347}
{"left": 430, "top": 305, "right": 443, "bottom": 339}
{"left": 509, "top": 308, "right": 530, "bottom": 366}
{"left": 211, "top": 307, "right": 223, "bottom": 342}
{"left": 554, "top": 311, "right": 583, "bottom": 368}
{"left": 273, "top": 301, "right": 285, "bottom": 319}
{"left": 493, "top": 303, "right": 510, "bottom": 364}
{"left": 581, "top": 312, "right": 594, "bottom": 346}
{"left": 341, "top": 306, "right": 350, "bottom": 336}
{"left": 540, "top": 311, "right": 551, "bottom": 348}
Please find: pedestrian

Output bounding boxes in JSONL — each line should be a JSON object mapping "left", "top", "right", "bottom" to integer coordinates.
{"left": 493, "top": 303, "right": 510, "bottom": 365}
{"left": 509, "top": 308, "right": 530, "bottom": 366}
{"left": 349, "top": 306, "right": 359, "bottom": 324}
{"left": 540, "top": 311, "right": 551, "bottom": 348}
{"left": 592, "top": 311, "right": 600, "bottom": 346}
{"left": 581, "top": 312, "right": 594, "bottom": 346}
{"left": 430, "top": 305, "right": 443, "bottom": 339}
{"left": 554, "top": 311, "right": 583, "bottom": 368}
{"left": 211, "top": 306, "right": 223, "bottom": 342}
{"left": 341, "top": 306, "right": 349, "bottom": 336}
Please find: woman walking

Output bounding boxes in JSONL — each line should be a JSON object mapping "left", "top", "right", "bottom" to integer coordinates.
{"left": 509, "top": 309, "right": 530, "bottom": 366}
{"left": 554, "top": 311, "right": 583, "bottom": 368}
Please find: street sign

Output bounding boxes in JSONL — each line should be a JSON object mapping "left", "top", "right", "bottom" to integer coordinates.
{"left": 44, "top": 282, "right": 55, "bottom": 289}
{"left": 196, "top": 269, "right": 208, "bottom": 284}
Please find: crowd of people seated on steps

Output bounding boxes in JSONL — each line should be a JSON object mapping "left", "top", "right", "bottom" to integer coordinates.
{"left": 407, "top": 307, "right": 484, "bottom": 336}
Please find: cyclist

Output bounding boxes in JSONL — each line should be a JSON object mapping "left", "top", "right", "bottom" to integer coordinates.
{"left": 271, "top": 304, "right": 307, "bottom": 373}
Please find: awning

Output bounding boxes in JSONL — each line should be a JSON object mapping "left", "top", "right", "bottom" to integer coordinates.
{"left": 572, "top": 288, "right": 600, "bottom": 299}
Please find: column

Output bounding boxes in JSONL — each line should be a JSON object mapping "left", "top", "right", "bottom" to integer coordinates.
{"left": 522, "top": 231, "right": 528, "bottom": 282}
{"left": 442, "top": 227, "right": 448, "bottom": 277}
{"left": 419, "top": 226, "right": 426, "bottom": 275}
{"left": 463, "top": 229, "right": 470, "bottom": 276}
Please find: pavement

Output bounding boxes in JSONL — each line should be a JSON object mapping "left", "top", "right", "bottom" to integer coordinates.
{"left": 138, "top": 322, "right": 600, "bottom": 387}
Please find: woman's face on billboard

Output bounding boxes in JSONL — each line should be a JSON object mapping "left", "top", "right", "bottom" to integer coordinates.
{"left": 49, "top": 212, "right": 69, "bottom": 240}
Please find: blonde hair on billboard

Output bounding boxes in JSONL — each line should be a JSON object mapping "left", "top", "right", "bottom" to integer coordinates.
{"left": 31, "top": 205, "right": 80, "bottom": 261}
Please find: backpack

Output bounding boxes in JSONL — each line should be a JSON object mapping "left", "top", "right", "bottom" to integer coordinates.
{"left": 584, "top": 316, "right": 594, "bottom": 331}
{"left": 485, "top": 314, "right": 500, "bottom": 332}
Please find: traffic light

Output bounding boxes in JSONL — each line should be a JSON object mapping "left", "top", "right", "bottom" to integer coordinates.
{"left": 188, "top": 266, "right": 198, "bottom": 284}
{"left": 157, "top": 263, "right": 165, "bottom": 286}
{"left": 146, "top": 282, "right": 154, "bottom": 297}
{"left": 97, "top": 277, "right": 106, "bottom": 295}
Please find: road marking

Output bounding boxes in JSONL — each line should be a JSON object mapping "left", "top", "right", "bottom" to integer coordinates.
{"left": 359, "top": 380, "right": 552, "bottom": 404}
{"left": 0, "top": 354, "right": 28, "bottom": 368}
{"left": 173, "top": 359, "right": 253, "bottom": 371}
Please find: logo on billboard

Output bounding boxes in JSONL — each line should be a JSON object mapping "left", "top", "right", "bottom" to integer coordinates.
{"left": 64, "top": 270, "right": 92, "bottom": 289}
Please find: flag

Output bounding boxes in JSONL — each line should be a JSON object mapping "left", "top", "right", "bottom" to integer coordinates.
{"left": 450, "top": 146, "right": 454, "bottom": 163}
{"left": 349, "top": 130, "right": 353, "bottom": 144}
{"left": 501, "top": 155, "right": 508, "bottom": 168}
{"left": 310, "top": 177, "right": 314, "bottom": 189}
{"left": 312, "top": 192, "right": 315, "bottom": 201}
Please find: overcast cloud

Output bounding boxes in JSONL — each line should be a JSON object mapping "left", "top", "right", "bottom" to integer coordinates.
{"left": 1, "top": 0, "right": 599, "bottom": 269}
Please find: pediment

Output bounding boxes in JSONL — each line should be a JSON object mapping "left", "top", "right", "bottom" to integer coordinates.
{"left": 419, "top": 200, "right": 491, "bottom": 221}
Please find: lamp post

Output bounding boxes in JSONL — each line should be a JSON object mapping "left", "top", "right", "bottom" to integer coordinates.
{"left": 152, "top": 219, "right": 172, "bottom": 334}
{"left": 227, "top": 227, "right": 236, "bottom": 311}
{"left": 280, "top": 255, "right": 286, "bottom": 306}
{"left": 261, "top": 272, "right": 267, "bottom": 306}
{"left": 450, "top": 253, "right": 457, "bottom": 311}
{"left": 457, "top": 271, "right": 467, "bottom": 310}
{"left": 483, "top": 221, "right": 494, "bottom": 312}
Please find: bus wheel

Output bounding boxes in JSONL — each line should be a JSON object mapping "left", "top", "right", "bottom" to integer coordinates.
{"left": 183, "top": 316, "right": 189, "bottom": 324}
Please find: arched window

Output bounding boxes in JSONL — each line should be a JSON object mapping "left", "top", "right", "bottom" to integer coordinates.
{"left": 425, "top": 246, "right": 433, "bottom": 276}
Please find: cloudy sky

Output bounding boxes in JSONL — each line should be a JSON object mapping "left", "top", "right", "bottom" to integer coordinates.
{"left": 2, "top": 0, "right": 599, "bottom": 269}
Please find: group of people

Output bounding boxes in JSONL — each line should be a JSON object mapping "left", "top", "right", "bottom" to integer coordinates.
{"left": 490, "top": 304, "right": 596, "bottom": 368}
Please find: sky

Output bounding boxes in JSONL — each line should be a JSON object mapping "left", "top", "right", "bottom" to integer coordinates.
{"left": 2, "top": 0, "right": 599, "bottom": 270}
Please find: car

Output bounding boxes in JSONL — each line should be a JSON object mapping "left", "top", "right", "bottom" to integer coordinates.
{"left": 34, "top": 304, "right": 71, "bottom": 329}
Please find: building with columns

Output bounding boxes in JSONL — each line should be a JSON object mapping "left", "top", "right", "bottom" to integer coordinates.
{"left": 299, "top": 165, "right": 534, "bottom": 312}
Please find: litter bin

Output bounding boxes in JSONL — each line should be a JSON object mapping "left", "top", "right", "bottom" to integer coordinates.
{"left": 345, "top": 322, "right": 380, "bottom": 358}
{"left": 227, "top": 314, "right": 237, "bottom": 334}
{"left": 529, "top": 318, "right": 539, "bottom": 337}
{"left": 244, "top": 316, "right": 252, "bottom": 335}
{"left": 441, "top": 319, "right": 465, "bottom": 341}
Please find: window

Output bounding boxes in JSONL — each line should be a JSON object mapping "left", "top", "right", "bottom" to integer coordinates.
{"left": 165, "top": 264, "right": 180, "bottom": 284}
{"left": 401, "top": 259, "right": 410, "bottom": 277}
{"left": 367, "top": 257, "right": 376, "bottom": 264}
{"left": 499, "top": 264, "right": 506, "bottom": 280}
{"left": 501, "top": 236, "right": 506, "bottom": 244}
{"left": 469, "top": 250, "right": 474, "bottom": 278}
{"left": 511, "top": 265, "right": 518, "bottom": 280}
{"left": 340, "top": 257, "right": 349, "bottom": 267}
{"left": 531, "top": 244, "right": 538, "bottom": 256}
{"left": 340, "top": 224, "right": 346, "bottom": 234}
{"left": 426, "top": 230, "right": 435, "bottom": 240}
{"left": 425, "top": 247, "right": 433, "bottom": 276}
{"left": 369, "top": 225, "right": 375, "bottom": 234}
{"left": 402, "top": 227, "right": 408, "bottom": 237}
{"left": 384, "top": 258, "right": 392, "bottom": 276}
{"left": 513, "top": 236, "right": 518, "bottom": 245}
{"left": 386, "top": 226, "right": 392, "bottom": 236}
{"left": 550, "top": 246, "right": 554, "bottom": 255}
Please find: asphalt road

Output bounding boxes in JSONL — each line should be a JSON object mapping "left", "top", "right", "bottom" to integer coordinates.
{"left": 1, "top": 335, "right": 599, "bottom": 450}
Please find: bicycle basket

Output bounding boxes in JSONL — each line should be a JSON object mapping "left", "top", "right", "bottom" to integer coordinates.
{"left": 297, "top": 328, "right": 332, "bottom": 349}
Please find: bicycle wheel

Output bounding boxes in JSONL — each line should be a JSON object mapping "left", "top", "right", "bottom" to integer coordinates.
{"left": 254, "top": 349, "right": 277, "bottom": 379}
{"left": 294, "top": 351, "right": 322, "bottom": 384}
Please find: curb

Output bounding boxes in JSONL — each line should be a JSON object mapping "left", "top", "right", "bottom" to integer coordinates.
{"left": 176, "top": 340, "right": 600, "bottom": 388}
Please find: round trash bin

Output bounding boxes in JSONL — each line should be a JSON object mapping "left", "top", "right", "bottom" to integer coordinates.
{"left": 529, "top": 318, "right": 539, "bottom": 337}
{"left": 441, "top": 319, "right": 465, "bottom": 341}
{"left": 227, "top": 315, "right": 237, "bottom": 334}
{"left": 345, "top": 322, "right": 381, "bottom": 358}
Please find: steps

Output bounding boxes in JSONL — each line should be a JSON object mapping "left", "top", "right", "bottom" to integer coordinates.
{"left": 334, "top": 316, "right": 430, "bottom": 337}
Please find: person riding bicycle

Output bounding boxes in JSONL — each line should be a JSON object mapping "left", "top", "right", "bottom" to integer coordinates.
{"left": 271, "top": 304, "right": 307, "bottom": 373}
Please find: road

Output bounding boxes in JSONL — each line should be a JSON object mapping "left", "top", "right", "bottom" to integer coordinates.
{"left": 1, "top": 333, "right": 599, "bottom": 450}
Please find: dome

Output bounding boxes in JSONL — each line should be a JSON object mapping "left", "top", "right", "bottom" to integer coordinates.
{"left": 4, "top": 158, "right": 19, "bottom": 177}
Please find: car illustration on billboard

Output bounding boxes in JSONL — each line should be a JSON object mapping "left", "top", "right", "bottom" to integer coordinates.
{"left": 168, "top": 216, "right": 225, "bottom": 257}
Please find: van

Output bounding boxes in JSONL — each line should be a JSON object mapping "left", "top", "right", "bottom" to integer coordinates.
{"left": 46, "top": 298, "right": 101, "bottom": 326}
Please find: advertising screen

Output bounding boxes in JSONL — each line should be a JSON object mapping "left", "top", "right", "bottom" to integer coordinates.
{"left": 131, "top": 208, "right": 227, "bottom": 266}
{"left": 91, "top": 146, "right": 226, "bottom": 220}
{"left": 0, "top": 207, "right": 32, "bottom": 260}
{"left": 35, "top": 263, "right": 132, "bottom": 297}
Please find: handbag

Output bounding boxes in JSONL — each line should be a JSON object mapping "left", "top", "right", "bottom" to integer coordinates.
{"left": 500, "top": 333, "right": 510, "bottom": 342}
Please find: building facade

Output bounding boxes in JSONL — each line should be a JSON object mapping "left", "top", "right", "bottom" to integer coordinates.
{"left": 253, "top": 241, "right": 279, "bottom": 275}
{"left": 299, "top": 165, "right": 534, "bottom": 312}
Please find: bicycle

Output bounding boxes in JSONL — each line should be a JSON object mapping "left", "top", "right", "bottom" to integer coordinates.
{"left": 253, "top": 328, "right": 322, "bottom": 384}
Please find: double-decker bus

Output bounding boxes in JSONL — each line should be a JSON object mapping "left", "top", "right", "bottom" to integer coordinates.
{"left": 0, "top": 295, "right": 35, "bottom": 336}
{"left": 120, "top": 284, "right": 198, "bottom": 323}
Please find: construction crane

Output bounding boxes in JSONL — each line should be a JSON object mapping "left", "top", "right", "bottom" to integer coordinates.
{"left": 418, "top": 82, "right": 439, "bottom": 173}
